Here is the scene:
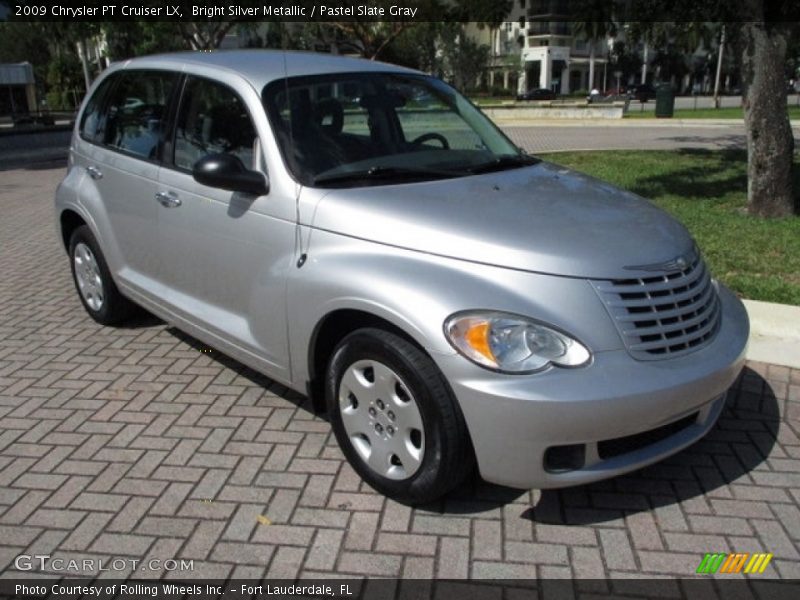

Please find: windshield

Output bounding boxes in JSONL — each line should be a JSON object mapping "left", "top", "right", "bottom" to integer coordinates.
{"left": 262, "top": 72, "right": 535, "bottom": 187}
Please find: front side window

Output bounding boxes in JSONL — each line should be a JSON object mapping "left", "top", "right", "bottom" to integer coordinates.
{"left": 263, "top": 72, "right": 532, "bottom": 188}
{"left": 173, "top": 77, "right": 257, "bottom": 171}
{"left": 101, "top": 70, "right": 178, "bottom": 160}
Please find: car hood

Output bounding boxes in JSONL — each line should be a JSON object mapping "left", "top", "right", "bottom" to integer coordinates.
{"left": 301, "top": 161, "right": 695, "bottom": 279}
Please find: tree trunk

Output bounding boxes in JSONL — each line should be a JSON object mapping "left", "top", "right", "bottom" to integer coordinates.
{"left": 588, "top": 44, "right": 595, "bottom": 90}
{"left": 641, "top": 41, "right": 648, "bottom": 84}
{"left": 740, "top": 21, "right": 796, "bottom": 217}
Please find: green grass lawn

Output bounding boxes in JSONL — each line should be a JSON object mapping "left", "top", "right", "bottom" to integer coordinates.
{"left": 545, "top": 150, "right": 800, "bottom": 306}
{"left": 626, "top": 105, "right": 800, "bottom": 119}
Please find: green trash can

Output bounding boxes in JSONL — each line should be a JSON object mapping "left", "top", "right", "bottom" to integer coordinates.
{"left": 655, "top": 84, "right": 675, "bottom": 118}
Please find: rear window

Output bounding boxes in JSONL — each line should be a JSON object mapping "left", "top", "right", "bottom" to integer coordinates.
{"left": 99, "top": 70, "right": 178, "bottom": 161}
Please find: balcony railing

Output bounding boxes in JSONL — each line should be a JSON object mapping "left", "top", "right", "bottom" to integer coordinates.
{"left": 527, "top": 22, "right": 572, "bottom": 36}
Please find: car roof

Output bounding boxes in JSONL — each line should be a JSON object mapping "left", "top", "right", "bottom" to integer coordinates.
{"left": 115, "top": 50, "right": 419, "bottom": 91}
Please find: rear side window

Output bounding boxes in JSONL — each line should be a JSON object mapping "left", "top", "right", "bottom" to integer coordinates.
{"left": 100, "top": 71, "right": 178, "bottom": 161}
{"left": 173, "top": 77, "right": 257, "bottom": 171}
{"left": 79, "top": 76, "right": 115, "bottom": 143}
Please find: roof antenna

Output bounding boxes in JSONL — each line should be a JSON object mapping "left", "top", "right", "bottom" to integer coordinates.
{"left": 281, "top": 27, "right": 306, "bottom": 269}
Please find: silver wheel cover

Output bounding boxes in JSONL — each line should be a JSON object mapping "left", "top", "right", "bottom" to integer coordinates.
{"left": 73, "top": 242, "right": 104, "bottom": 312}
{"left": 338, "top": 359, "right": 425, "bottom": 480}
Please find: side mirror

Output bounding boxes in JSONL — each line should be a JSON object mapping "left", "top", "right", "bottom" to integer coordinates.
{"left": 192, "top": 153, "right": 268, "bottom": 196}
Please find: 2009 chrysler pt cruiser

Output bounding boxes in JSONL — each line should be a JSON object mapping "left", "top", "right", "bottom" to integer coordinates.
{"left": 55, "top": 51, "right": 749, "bottom": 504}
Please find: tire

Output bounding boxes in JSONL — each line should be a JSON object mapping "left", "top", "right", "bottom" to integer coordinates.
{"left": 68, "top": 225, "right": 137, "bottom": 325}
{"left": 326, "top": 328, "right": 474, "bottom": 504}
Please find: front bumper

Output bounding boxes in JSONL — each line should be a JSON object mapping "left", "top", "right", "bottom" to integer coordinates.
{"left": 436, "top": 284, "right": 749, "bottom": 489}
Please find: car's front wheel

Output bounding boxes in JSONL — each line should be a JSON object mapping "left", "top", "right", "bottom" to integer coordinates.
{"left": 69, "top": 225, "right": 137, "bottom": 325}
{"left": 326, "top": 328, "right": 473, "bottom": 504}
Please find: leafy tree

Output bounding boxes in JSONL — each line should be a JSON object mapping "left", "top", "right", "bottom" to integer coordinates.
{"left": 102, "top": 22, "right": 184, "bottom": 60}
{"left": 0, "top": 22, "right": 99, "bottom": 107}
{"left": 624, "top": 1, "right": 797, "bottom": 216}
{"left": 738, "top": 18, "right": 796, "bottom": 216}
{"left": 326, "top": 22, "right": 416, "bottom": 59}
{"left": 0, "top": 22, "right": 52, "bottom": 87}
{"left": 45, "top": 53, "right": 83, "bottom": 108}
{"left": 437, "top": 23, "right": 491, "bottom": 92}
{"left": 175, "top": 22, "right": 239, "bottom": 51}
{"left": 381, "top": 23, "right": 444, "bottom": 72}
{"left": 608, "top": 40, "right": 642, "bottom": 88}
{"left": 459, "top": 0, "right": 513, "bottom": 60}
{"left": 320, "top": 0, "right": 447, "bottom": 60}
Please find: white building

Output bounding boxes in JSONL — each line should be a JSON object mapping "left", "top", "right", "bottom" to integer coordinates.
{"left": 470, "top": 0, "right": 613, "bottom": 95}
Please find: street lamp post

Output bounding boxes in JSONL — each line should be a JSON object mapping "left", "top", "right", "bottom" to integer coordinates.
{"left": 76, "top": 40, "right": 91, "bottom": 93}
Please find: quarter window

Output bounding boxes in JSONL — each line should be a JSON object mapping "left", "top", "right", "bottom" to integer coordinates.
{"left": 101, "top": 71, "right": 178, "bottom": 160}
{"left": 79, "top": 76, "right": 115, "bottom": 143}
{"left": 173, "top": 77, "right": 257, "bottom": 171}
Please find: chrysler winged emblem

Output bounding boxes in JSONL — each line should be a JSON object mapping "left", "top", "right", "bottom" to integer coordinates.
{"left": 625, "top": 253, "right": 693, "bottom": 273}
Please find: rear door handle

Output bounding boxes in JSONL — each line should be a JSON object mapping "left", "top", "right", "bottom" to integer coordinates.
{"left": 155, "top": 190, "right": 182, "bottom": 208}
{"left": 86, "top": 166, "right": 103, "bottom": 180}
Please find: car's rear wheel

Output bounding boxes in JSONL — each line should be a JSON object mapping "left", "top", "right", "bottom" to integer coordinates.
{"left": 69, "top": 225, "right": 137, "bottom": 325}
{"left": 326, "top": 328, "right": 473, "bottom": 504}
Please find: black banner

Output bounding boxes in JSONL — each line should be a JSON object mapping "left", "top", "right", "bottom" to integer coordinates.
{"left": 2, "top": 0, "right": 800, "bottom": 23}
{"left": 2, "top": 579, "right": 800, "bottom": 600}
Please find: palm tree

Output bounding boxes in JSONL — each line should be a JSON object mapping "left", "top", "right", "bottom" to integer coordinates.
{"left": 572, "top": 1, "right": 617, "bottom": 91}
{"left": 460, "top": 0, "right": 514, "bottom": 89}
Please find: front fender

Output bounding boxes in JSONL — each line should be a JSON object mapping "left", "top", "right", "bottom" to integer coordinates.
{"left": 287, "top": 229, "right": 623, "bottom": 386}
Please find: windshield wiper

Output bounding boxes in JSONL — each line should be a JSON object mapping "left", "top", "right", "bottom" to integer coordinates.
{"left": 467, "top": 154, "right": 540, "bottom": 174}
{"left": 313, "top": 165, "right": 460, "bottom": 186}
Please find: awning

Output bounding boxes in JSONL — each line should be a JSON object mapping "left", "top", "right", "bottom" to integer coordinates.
{"left": 0, "top": 63, "right": 35, "bottom": 86}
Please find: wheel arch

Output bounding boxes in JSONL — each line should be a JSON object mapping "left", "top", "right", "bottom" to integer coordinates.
{"left": 306, "top": 308, "right": 428, "bottom": 413}
{"left": 59, "top": 209, "right": 88, "bottom": 252}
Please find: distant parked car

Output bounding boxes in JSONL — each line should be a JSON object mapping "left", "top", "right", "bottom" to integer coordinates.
{"left": 603, "top": 87, "right": 628, "bottom": 99}
{"left": 517, "top": 88, "right": 556, "bottom": 101}
{"left": 11, "top": 112, "right": 34, "bottom": 127}
{"left": 631, "top": 84, "right": 657, "bottom": 102}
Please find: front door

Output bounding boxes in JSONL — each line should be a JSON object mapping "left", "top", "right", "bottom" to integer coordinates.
{"left": 156, "top": 75, "right": 294, "bottom": 378}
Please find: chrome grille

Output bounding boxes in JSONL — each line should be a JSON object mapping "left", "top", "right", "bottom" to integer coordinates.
{"left": 593, "top": 256, "right": 721, "bottom": 360}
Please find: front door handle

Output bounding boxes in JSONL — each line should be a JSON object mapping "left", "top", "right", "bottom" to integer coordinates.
{"left": 86, "top": 166, "right": 103, "bottom": 180}
{"left": 155, "top": 190, "right": 182, "bottom": 208}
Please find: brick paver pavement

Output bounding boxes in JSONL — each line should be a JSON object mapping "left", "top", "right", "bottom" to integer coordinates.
{"left": 1, "top": 166, "right": 799, "bottom": 585}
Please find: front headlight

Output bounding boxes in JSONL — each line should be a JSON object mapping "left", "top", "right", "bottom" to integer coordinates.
{"left": 444, "top": 311, "right": 591, "bottom": 373}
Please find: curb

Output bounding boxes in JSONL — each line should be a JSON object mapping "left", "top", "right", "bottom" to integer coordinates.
{"left": 743, "top": 299, "right": 800, "bottom": 369}
{"left": 490, "top": 118, "right": 800, "bottom": 129}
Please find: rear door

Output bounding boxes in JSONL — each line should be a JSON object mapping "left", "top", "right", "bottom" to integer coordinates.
{"left": 156, "top": 74, "right": 294, "bottom": 378}
{"left": 73, "top": 69, "right": 179, "bottom": 295}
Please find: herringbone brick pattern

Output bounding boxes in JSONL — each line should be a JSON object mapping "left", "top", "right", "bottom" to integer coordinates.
{"left": 1, "top": 167, "right": 799, "bottom": 584}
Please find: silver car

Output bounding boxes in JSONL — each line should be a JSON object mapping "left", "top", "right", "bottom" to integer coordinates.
{"left": 55, "top": 51, "right": 749, "bottom": 504}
